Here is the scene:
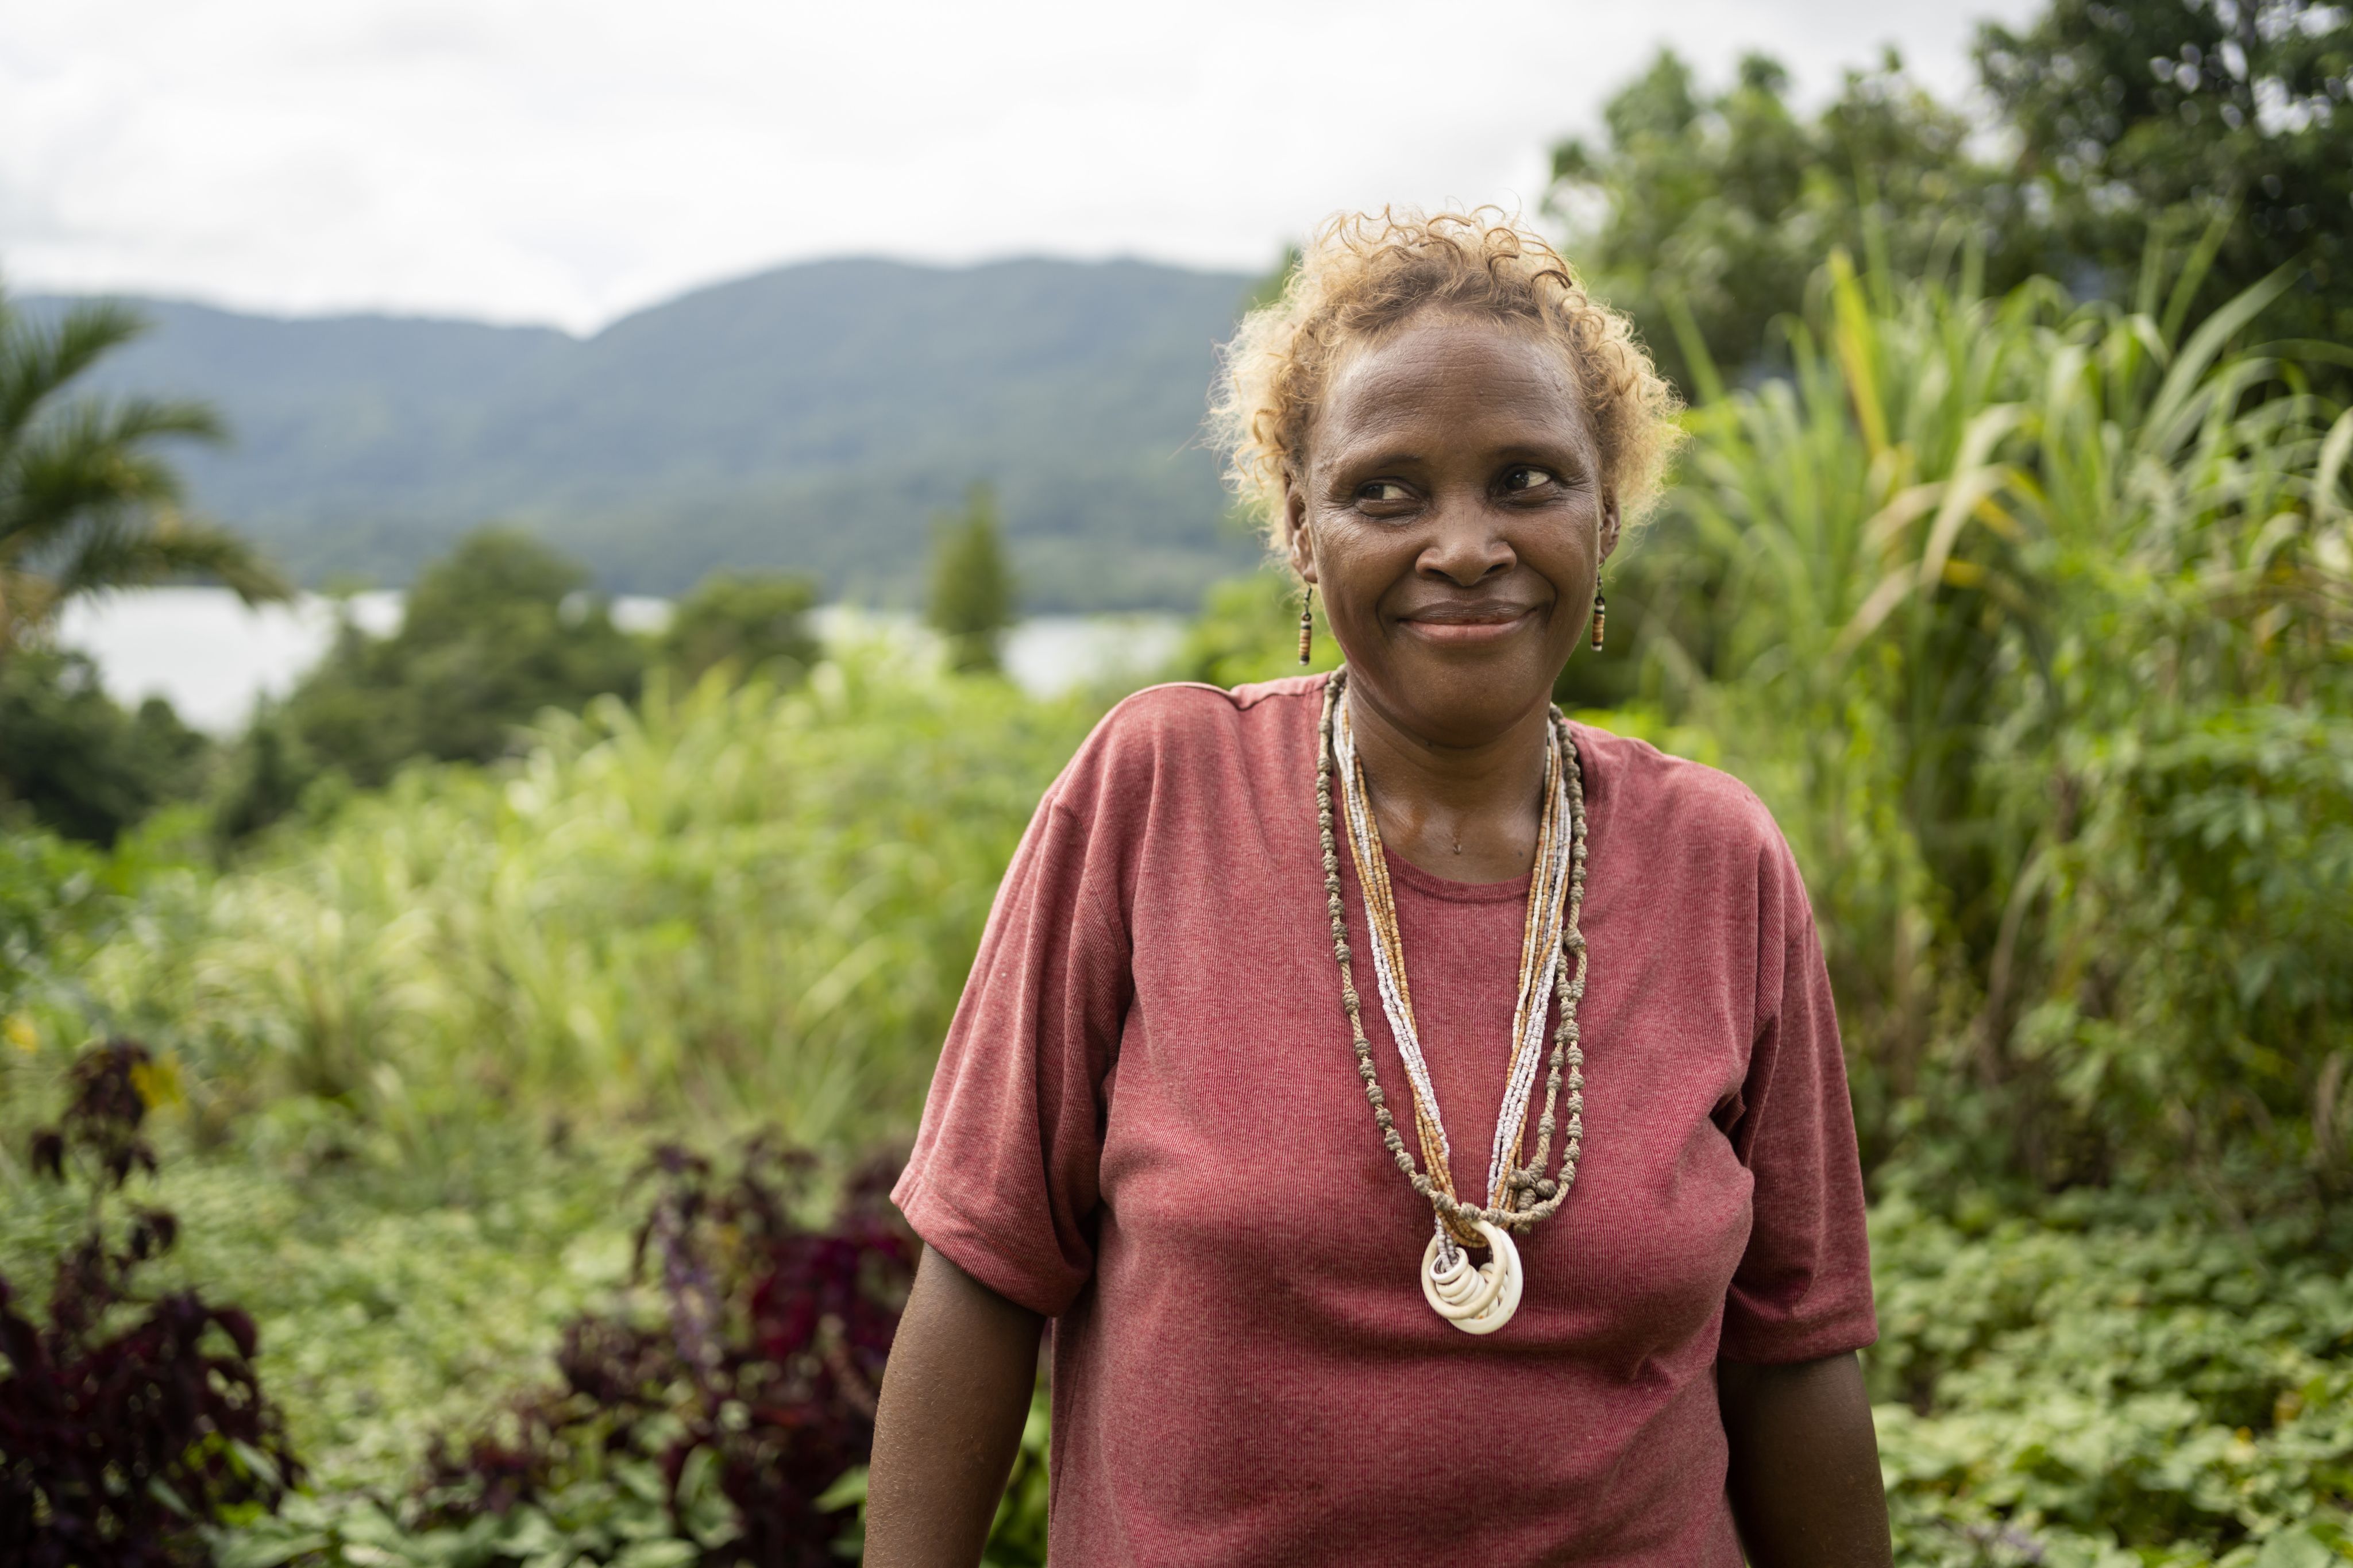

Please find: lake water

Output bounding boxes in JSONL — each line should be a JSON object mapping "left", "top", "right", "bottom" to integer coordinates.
{"left": 54, "top": 588, "right": 1187, "bottom": 734}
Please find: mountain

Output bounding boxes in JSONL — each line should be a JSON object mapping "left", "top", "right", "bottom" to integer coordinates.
{"left": 24, "top": 257, "right": 1269, "bottom": 611}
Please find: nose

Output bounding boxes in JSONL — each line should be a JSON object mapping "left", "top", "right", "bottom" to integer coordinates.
{"left": 1415, "top": 495, "right": 1515, "bottom": 587}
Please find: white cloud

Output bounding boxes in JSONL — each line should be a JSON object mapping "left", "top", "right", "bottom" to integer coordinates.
{"left": 2, "top": 0, "right": 2040, "bottom": 331}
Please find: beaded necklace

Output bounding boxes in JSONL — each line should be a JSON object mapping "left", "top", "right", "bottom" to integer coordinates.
{"left": 1315, "top": 670, "right": 1591, "bottom": 1336}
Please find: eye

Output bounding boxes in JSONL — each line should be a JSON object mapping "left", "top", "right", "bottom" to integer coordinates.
{"left": 1500, "top": 465, "right": 1559, "bottom": 493}
{"left": 1355, "top": 480, "right": 1413, "bottom": 505}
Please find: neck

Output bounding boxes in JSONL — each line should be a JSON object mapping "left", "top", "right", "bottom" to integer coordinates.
{"left": 1341, "top": 674, "right": 1553, "bottom": 883}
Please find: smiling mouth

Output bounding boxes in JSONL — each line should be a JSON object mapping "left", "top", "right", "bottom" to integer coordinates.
{"left": 1398, "top": 605, "right": 1539, "bottom": 643}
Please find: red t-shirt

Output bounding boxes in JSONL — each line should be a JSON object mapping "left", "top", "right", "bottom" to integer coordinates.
{"left": 894, "top": 674, "right": 1875, "bottom": 1566}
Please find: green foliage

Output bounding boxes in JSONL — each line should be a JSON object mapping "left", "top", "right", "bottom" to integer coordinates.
{"left": 0, "top": 817, "right": 201, "bottom": 1061}
{"left": 927, "top": 485, "right": 1017, "bottom": 674}
{"left": 18, "top": 1163, "right": 2326, "bottom": 1566}
{"left": 0, "top": 830, "right": 99, "bottom": 1028}
{"left": 0, "top": 647, "right": 213, "bottom": 843}
{"left": 0, "top": 287, "right": 286, "bottom": 648}
{"left": 1624, "top": 250, "right": 2353, "bottom": 1191}
{"left": 1978, "top": 0, "right": 2353, "bottom": 359}
{"left": 2020, "top": 706, "right": 2353, "bottom": 1192}
{"left": 1, "top": 1125, "right": 627, "bottom": 1461}
{"left": 1552, "top": 7, "right": 2353, "bottom": 395}
{"left": 1170, "top": 568, "right": 1337, "bottom": 689}
{"left": 1548, "top": 49, "right": 2050, "bottom": 392}
{"left": 90, "top": 656, "right": 1096, "bottom": 1149}
{"left": 1871, "top": 1195, "right": 2353, "bottom": 1565}
{"left": 0, "top": 1125, "right": 646, "bottom": 1558}
{"left": 305, "top": 527, "right": 648, "bottom": 781}
{"left": 657, "top": 570, "right": 820, "bottom": 686}
{"left": 216, "top": 529, "right": 649, "bottom": 836}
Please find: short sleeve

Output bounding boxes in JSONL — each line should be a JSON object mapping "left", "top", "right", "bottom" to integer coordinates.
{"left": 890, "top": 759, "right": 1132, "bottom": 1318}
{"left": 1716, "top": 833, "right": 1878, "bottom": 1364}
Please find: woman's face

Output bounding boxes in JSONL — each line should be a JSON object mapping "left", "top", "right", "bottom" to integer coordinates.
{"left": 1286, "top": 311, "right": 1619, "bottom": 750}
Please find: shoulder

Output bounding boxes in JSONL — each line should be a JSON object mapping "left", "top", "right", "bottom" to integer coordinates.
{"left": 1571, "top": 722, "right": 1796, "bottom": 882}
{"left": 1043, "top": 674, "right": 1325, "bottom": 818}
{"left": 1088, "top": 673, "right": 1326, "bottom": 744}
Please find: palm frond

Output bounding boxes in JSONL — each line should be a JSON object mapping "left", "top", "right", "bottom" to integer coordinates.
{"left": 0, "top": 296, "right": 156, "bottom": 447}
{"left": 1, "top": 399, "right": 224, "bottom": 560}
{"left": 47, "top": 511, "right": 290, "bottom": 607}
{"left": 0, "top": 292, "right": 272, "bottom": 646}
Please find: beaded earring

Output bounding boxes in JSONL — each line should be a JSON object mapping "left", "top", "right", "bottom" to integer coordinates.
{"left": 1297, "top": 585, "right": 1316, "bottom": 665}
{"left": 1590, "top": 589, "right": 1606, "bottom": 651}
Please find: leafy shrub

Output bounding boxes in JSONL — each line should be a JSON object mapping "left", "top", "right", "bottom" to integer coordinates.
{"left": 212, "top": 1136, "right": 911, "bottom": 1567}
{"left": 658, "top": 571, "right": 821, "bottom": 687}
{"left": 90, "top": 658, "right": 1097, "bottom": 1149}
{"left": 215, "top": 528, "right": 650, "bottom": 837}
{"left": 1870, "top": 1194, "right": 2353, "bottom": 1565}
{"left": 0, "top": 648, "right": 213, "bottom": 845}
{"left": 2016, "top": 706, "right": 2353, "bottom": 1192}
{"left": 415, "top": 1137, "right": 909, "bottom": 1566}
{"left": 0, "top": 1041, "right": 298, "bottom": 1564}
{"left": 1623, "top": 250, "right": 2353, "bottom": 1197}
{"left": 1, "top": 828, "right": 106, "bottom": 1029}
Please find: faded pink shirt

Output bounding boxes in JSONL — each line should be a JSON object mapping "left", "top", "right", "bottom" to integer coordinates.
{"left": 894, "top": 674, "right": 1875, "bottom": 1566}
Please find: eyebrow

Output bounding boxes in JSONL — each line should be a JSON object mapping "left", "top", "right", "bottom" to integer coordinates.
{"left": 1331, "top": 449, "right": 1425, "bottom": 473}
{"left": 1322, "top": 438, "right": 1592, "bottom": 475}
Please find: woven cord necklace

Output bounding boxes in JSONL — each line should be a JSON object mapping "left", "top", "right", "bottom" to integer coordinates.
{"left": 1315, "top": 669, "right": 1591, "bottom": 1336}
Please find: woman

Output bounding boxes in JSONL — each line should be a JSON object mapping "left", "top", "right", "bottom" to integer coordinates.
{"left": 867, "top": 211, "right": 1890, "bottom": 1566}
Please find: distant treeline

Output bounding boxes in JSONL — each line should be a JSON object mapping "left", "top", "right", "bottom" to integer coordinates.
{"left": 24, "top": 259, "right": 1264, "bottom": 613}
{"left": 2, "top": 494, "right": 1021, "bottom": 848}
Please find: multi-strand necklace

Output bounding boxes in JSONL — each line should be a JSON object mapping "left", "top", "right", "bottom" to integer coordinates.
{"left": 1315, "top": 670, "right": 1592, "bottom": 1336}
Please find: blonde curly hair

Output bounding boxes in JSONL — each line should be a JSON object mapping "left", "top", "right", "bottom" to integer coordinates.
{"left": 1211, "top": 208, "right": 1683, "bottom": 551}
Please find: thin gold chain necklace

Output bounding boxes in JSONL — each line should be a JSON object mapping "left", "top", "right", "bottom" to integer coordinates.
{"left": 1315, "top": 670, "right": 1591, "bottom": 1335}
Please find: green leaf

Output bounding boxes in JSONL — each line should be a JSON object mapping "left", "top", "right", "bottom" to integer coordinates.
{"left": 612, "top": 1542, "right": 699, "bottom": 1568}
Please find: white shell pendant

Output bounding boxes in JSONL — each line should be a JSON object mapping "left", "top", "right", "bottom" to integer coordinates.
{"left": 1419, "top": 1219, "right": 1523, "bottom": 1335}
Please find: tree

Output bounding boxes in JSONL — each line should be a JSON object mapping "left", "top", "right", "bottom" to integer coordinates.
{"left": 1548, "top": 51, "right": 2049, "bottom": 393}
{"left": 1548, "top": 5, "right": 2353, "bottom": 393}
{"left": 0, "top": 289, "right": 286, "bottom": 651}
{"left": 925, "top": 484, "right": 1016, "bottom": 674}
{"left": 214, "top": 528, "right": 648, "bottom": 834}
{"left": 1976, "top": 0, "right": 2353, "bottom": 354}
{"left": 659, "top": 570, "right": 822, "bottom": 686}
{"left": 0, "top": 647, "right": 212, "bottom": 844}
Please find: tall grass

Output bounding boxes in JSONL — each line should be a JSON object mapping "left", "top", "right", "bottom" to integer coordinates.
{"left": 1640, "top": 250, "right": 2353, "bottom": 1192}
{"left": 75, "top": 656, "right": 1097, "bottom": 1153}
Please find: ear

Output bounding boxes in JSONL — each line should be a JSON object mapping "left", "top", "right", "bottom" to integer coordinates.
{"left": 1599, "top": 490, "right": 1622, "bottom": 565}
{"left": 1284, "top": 476, "right": 1317, "bottom": 584}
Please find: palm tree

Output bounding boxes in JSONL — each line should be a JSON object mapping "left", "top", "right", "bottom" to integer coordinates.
{"left": 0, "top": 287, "right": 287, "bottom": 652}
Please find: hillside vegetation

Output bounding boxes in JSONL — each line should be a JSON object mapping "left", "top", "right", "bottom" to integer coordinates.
{"left": 26, "top": 258, "right": 1262, "bottom": 611}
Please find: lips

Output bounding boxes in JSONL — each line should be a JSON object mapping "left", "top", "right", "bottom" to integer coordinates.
{"left": 1397, "top": 603, "right": 1540, "bottom": 643}
{"left": 1402, "top": 603, "right": 1536, "bottom": 625}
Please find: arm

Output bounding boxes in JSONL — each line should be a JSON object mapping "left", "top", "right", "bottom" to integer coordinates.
{"left": 866, "top": 1244, "right": 1047, "bottom": 1568}
{"left": 1718, "top": 1351, "right": 1892, "bottom": 1568}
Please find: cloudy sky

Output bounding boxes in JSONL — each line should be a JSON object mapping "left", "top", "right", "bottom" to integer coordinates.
{"left": 4, "top": 0, "right": 2038, "bottom": 333}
